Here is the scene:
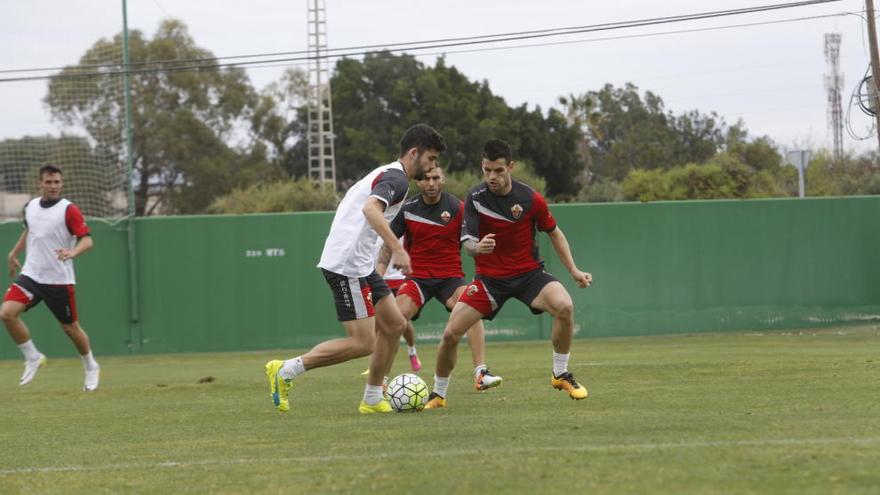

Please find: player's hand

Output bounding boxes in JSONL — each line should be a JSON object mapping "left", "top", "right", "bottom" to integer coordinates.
{"left": 392, "top": 249, "right": 413, "bottom": 275}
{"left": 476, "top": 233, "right": 496, "bottom": 255}
{"left": 572, "top": 270, "right": 592, "bottom": 288}
{"left": 7, "top": 255, "right": 20, "bottom": 278}
{"left": 55, "top": 248, "right": 74, "bottom": 261}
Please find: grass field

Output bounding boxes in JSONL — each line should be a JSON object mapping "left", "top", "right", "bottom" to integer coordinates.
{"left": 1, "top": 326, "right": 878, "bottom": 494}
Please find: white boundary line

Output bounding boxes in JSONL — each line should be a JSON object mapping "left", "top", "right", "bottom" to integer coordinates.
{"left": 2, "top": 436, "right": 878, "bottom": 476}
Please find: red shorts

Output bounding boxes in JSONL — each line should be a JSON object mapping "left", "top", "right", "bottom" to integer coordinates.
{"left": 3, "top": 275, "right": 78, "bottom": 324}
{"left": 386, "top": 278, "right": 406, "bottom": 296}
{"left": 457, "top": 268, "right": 558, "bottom": 320}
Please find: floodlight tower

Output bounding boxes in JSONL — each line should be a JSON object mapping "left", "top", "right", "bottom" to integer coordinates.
{"left": 307, "top": 0, "right": 337, "bottom": 188}
{"left": 824, "top": 33, "right": 844, "bottom": 163}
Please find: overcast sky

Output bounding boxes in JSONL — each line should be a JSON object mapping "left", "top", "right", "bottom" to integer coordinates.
{"left": 1, "top": 0, "right": 876, "bottom": 154}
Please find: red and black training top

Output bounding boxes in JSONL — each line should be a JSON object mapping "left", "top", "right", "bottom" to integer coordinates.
{"left": 461, "top": 180, "right": 557, "bottom": 278}
{"left": 390, "top": 191, "right": 464, "bottom": 279}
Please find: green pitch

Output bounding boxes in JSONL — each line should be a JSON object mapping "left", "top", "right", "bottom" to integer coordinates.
{"left": 1, "top": 327, "right": 878, "bottom": 494}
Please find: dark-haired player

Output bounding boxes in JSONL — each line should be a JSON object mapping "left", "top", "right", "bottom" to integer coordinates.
{"left": 2, "top": 164, "right": 100, "bottom": 391}
{"left": 378, "top": 166, "right": 501, "bottom": 391}
{"left": 265, "top": 124, "right": 447, "bottom": 414}
{"left": 425, "top": 139, "right": 592, "bottom": 409}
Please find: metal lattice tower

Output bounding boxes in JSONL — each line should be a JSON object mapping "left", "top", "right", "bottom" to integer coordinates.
{"left": 307, "top": 0, "right": 336, "bottom": 187}
{"left": 824, "top": 33, "right": 844, "bottom": 163}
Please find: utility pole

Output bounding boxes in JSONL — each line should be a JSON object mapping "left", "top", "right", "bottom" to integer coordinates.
{"left": 865, "top": 0, "right": 880, "bottom": 150}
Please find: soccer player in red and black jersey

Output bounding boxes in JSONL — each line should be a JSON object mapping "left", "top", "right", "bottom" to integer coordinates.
{"left": 1, "top": 165, "right": 100, "bottom": 391}
{"left": 425, "top": 139, "right": 593, "bottom": 409}
{"left": 377, "top": 166, "right": 502, "bottom": 391}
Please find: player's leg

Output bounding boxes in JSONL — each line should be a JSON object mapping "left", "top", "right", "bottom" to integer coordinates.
{"left": 426, "top": 301, "right": 485, "bottom": 409}
{"left": 395, "top": 281, "right": 427, "bottom": 373}
{"left": 44, "top": 284, "right": 100, "bottom": 391}
{"left": 60, "top": 321, "right": 100, "bottom": 391}
{"left": 361, "top": 291, "right": 407, "bottom": 413}
{"left": 266, "top": 270, "right": 377, "bottom": 412}
{"left": 529, "top": 280, "right": 588, "bottom": 400}
{"left": 401, "top": 321, "right": 420, "bottom": 371}
{"left": 301, "top": 318, "right": 377, "bottom": 369}
{"left": 2, "top": 282, "right": 47, "bottom": 386}
{"left": 446, "top": 284, "right": 500, "bottom": 391}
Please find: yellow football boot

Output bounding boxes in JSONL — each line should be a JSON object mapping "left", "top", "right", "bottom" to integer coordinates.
{"left": 551, "top": 372, "right": 588, "bottom": 400}
{"left": 423, "top": 392, "right": 447, "bottom": 409}
{"left": 358, "top": 399, "right": 393, "bottom": 414}
{"left": 265, "top": 360, "right": 291, "bottom": 412}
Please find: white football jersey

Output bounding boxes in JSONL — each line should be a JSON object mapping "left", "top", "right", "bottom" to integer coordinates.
{"left": 318, "top": 161, "right": 410, "bottom": 277}
{"left": 21, "top": 198, "right": 79, "bottom": 284}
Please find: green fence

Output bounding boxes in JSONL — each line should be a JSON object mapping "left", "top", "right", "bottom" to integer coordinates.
{"left": 1, "top": 196, "right": 879, "bottom": 359}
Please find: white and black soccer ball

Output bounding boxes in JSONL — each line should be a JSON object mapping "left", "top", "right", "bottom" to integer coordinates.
{"left": 387, "top": 373, "right": 429, "bottom": 412}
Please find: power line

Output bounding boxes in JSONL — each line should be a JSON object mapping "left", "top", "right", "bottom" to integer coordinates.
{"left": 0, "top": 0, "right": 844, "bottom": 83}
{"left": 0, "top": 0, "right": 843, "bottom": 75}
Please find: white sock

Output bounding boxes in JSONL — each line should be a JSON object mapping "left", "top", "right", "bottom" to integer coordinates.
{"left": 363, "top": 384, "right": 384, "bottom": 405}
{"left": 279, "top": 356, "right": 306, "bottom": 380}
{"left": 18, "top": 340, "right": 41, "bottom": 361}
{"left": 81, "top": 351, "right": 99, "bottom": 371}
{"left": 473, "top": 364, "right": 487, "bottom": 378}
{"left": 433, "top": 374, "right": 450, "bottom": 398}
{"left": 407, "top": 345, "right": 417, "bottom": 357}
{"left": 553, "top": 352, "right": 570, "bottom": 377}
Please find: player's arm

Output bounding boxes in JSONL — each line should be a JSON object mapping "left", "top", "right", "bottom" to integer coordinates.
{"left": 56, "top": 204, "right": 93, "bottom": 261}
{"left": 57, "top": 235, "right": 93, "bottom": 261}
{"left": 376, "top": 243, "right": 393, "bottom": 277}
{"left": 7, "top": 228, "right": 27, "bottom": 278}
{"left": 463, "top": 235, "right": 496, "bottom": 257}
{"left": 546, "top": 227, "right": 592, "bottom": 288}
{"left": 362, "top": 198, "right": 412, "bottom": 274}
{"left": 460, "top": 193, "right": 496, "bottom": 257}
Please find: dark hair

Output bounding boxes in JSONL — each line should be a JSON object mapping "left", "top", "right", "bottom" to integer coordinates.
{"left": 482, "top": 139, "right": 512, "bottom": 164}
{"left": 38, "top": 164, "right": 63, "bottom": 178}
{"left": 398, "top": 124, "right": 447, "bottom": 157}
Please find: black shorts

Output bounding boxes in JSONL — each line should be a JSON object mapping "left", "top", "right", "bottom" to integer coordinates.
{"left": 3, "top": 274, "right": 79, "bottom": 324}
{"left": 321, "top": 269, "right": 392, "bottom": 322}
{"left": 457, "top": 268, "right": 559, "bottom": 320}
{"left": 397, "top": 277, "right": 467, "bottom": 321}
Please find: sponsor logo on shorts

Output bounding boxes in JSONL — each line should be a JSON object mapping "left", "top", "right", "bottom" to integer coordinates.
{"left": 339, "top": 280, "right": 352, "bottom": 308}
{"left": 440, "top": 210, "right": 451, "bottom": 224}
{"left": 466, "top": 284, "right": 479, "bottom": 296}
{"left": 511, "top": 204, "right": 523, "bottom": 219}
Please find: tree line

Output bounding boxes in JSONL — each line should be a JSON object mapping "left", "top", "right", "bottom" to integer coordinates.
{"left": 3, "top": 19, "right": 877, "bottom": 216}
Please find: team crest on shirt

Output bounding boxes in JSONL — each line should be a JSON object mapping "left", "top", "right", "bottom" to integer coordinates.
{"left": 466, "top": 284, "right": 479, "bottom": 296}
{"left": 440, "top": 211, "right": 451, "bottom": 224}
{"left": 511, "top": 204, "right": 523, "bottom": 219}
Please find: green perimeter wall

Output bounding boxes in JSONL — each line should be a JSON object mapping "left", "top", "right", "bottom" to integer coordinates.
{"left": 1, "top": 196, "right": 878, "bottom": 359}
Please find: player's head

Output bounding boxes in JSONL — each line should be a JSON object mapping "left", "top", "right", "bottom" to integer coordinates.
{"left": 481, "top": 139, "right": 514, "bottom": 195}
{"left": 37, "top": 164, "right": 64, "bottom": 199}
{"left": 417, "top": 166, "right": 445, "bottom": 201}
{"left": 398, "top": 124, "right": 447, "bottom": 181}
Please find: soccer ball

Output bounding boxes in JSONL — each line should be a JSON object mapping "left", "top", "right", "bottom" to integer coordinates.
{"left": 387, "top": 373, "right": 429, "bottom": 412}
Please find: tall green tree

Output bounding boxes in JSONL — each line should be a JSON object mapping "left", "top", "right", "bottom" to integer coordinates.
{"left": 576, "top": 83, "right": 727, "bottom": 181}
{"left": 45, "top": 19, "right": 287, "bottom": 215}
{"left": 327, "top": 52, "right": 582, "bottom": 195}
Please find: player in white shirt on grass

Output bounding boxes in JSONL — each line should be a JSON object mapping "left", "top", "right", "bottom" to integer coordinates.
{"left": 1, "top": 164, "right": 100, "bottom": 391}
{"left": 265, "top": 124, "right": 447, "bottom": 414}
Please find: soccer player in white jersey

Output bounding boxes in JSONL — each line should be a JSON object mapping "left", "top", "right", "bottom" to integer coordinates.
{"left": 265, "top": 124, "right": 447, "bottom": 414}
{"left": 1, "top": 165, "right": 100, "bottom": 391}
